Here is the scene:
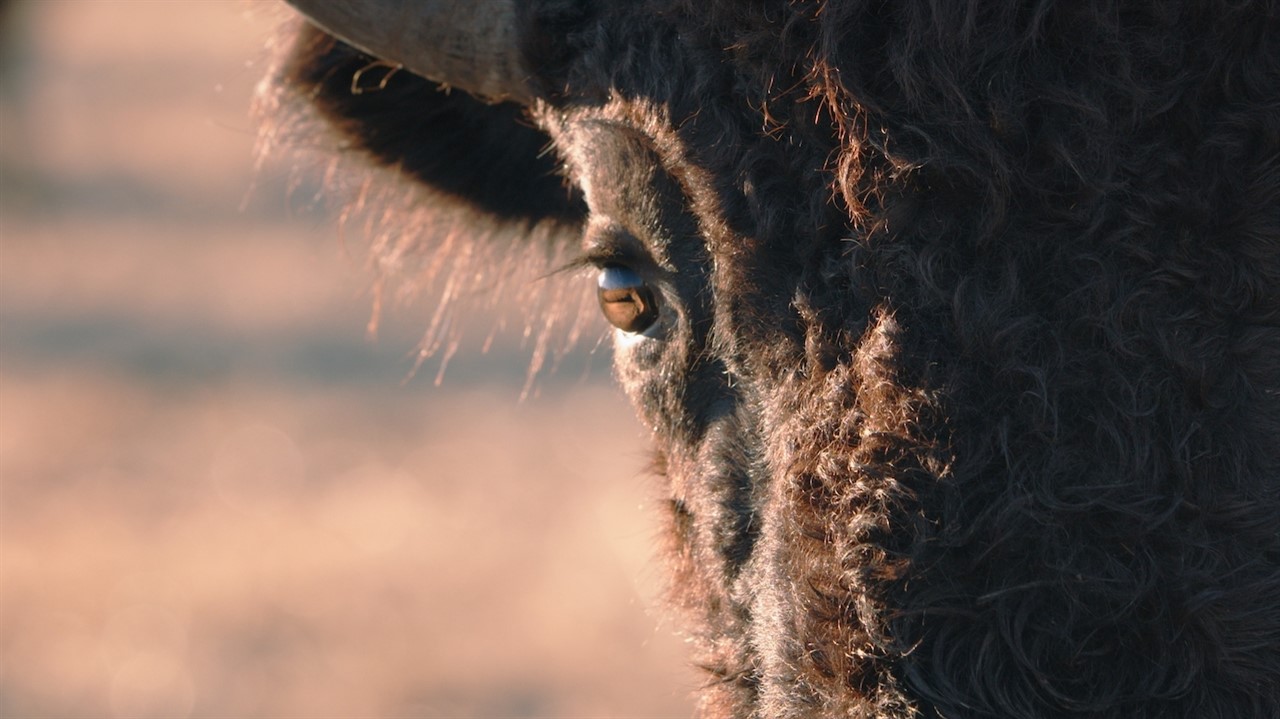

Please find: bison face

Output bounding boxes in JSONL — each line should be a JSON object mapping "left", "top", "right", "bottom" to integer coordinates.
{"left": 273, "top": 1, "right": 1280, "bottom": 717}
{"left": 553, "top": 116, "right": 775, "bottom": 712}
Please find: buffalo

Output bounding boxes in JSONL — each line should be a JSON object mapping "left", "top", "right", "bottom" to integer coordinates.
{"left": 265, "top": 1, "right": 1280, "bottom": 717}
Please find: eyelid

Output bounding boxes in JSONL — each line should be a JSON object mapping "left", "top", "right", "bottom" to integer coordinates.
{"left": 556, "top": 245, "right": 640, "bottom": 279}
{"left": 577, "top": 245, "right": 642, "bottom": 269}
{"left": 554, "top": 228, "right": 640, "bottom": 276}
{"left": 577, "top": 222, "right": 658, "bottom": 272}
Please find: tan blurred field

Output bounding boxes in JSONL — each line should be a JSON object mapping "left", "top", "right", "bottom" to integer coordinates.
{"left": 0, "top": 2, "right": 694, "bottom": 717}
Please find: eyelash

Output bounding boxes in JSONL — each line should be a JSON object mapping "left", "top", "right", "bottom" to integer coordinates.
{"left": 561, "top": 239, "right": 652, "bottom": 276}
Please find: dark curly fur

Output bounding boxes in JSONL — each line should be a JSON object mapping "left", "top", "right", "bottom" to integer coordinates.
{"left": 269, "top": 1, "right": 1280, "bottom": 716}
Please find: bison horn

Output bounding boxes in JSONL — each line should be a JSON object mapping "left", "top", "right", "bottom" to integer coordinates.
{"left": 283, "top": 0, "right": 533, "bottom": 105}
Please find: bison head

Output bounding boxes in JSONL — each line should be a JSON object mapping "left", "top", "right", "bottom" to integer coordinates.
{"left": 269, "top": 1, "right": 1280, "bottom": 717}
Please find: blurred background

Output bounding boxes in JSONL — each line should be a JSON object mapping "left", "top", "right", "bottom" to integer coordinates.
{"left": 0, "top": 2, "right": 694, "bottom": 717}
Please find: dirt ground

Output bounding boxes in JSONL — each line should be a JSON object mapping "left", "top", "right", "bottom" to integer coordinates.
{"left": 0, "top": 2, "right": 694, "bottom": 717}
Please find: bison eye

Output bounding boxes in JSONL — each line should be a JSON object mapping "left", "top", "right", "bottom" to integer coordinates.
{"left": 597, "top": 265, "right": 659, "bottom": 334}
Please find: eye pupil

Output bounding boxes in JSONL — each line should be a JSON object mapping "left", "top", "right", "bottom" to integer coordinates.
{"left": 597, "top": 265, "right": 659, "bottom": 333}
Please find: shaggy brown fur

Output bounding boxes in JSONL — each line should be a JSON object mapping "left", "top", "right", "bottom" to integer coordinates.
{"left": 268, "top": 1, "right": 1280, "bottom": 716}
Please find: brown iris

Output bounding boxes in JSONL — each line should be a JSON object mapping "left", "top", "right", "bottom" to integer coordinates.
{"left": 597, "top": 265, "right": 659, "bottom": 333}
